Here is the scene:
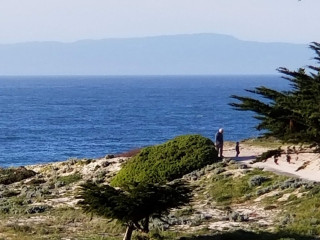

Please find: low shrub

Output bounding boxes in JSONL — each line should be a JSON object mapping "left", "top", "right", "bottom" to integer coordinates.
{"left": 208, "top": 168, "right": 284, "bottom": 205}
{"left": 111, "top": 134, "right": 218, "bottom": 186}
{"left": 248, "top": 175, "right": 269, "bottom": 187}
{"left": 56, "top": 173, "right": 82, "bottom": 185}
{"left": 0, "top": 167, "right": 36, "bottom": 185}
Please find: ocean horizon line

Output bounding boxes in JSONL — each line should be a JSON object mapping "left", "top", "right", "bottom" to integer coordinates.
{"left": 0, "top": 73, "right": 281, "bottom": 78}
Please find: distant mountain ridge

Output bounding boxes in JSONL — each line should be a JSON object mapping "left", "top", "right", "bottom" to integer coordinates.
{"left": 0, "top": 33, "right": 312, "bottom": 75}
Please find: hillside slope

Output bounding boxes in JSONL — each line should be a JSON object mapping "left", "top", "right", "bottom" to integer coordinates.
{"left": 0, "top": 142, "right": 319, "bottom": 239}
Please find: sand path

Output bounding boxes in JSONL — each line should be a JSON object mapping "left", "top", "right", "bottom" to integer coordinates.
{"left": 223, "top": 142, "right": 320, "bottom": 182}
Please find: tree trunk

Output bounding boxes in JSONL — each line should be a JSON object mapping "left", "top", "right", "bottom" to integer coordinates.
{"left": 142, "top": 216, "right": 149, "bottom": 233}
{"left": 123, "top": 224, "right": 134, "bottom": 240}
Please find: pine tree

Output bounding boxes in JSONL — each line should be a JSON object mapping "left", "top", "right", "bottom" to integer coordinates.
{"left": 230, "top": 42, "right": 320, "bottom": 144}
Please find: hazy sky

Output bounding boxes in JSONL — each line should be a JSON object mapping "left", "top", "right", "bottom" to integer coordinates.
{"left": 0, "top": 0, "right": 319, "bottom": 44}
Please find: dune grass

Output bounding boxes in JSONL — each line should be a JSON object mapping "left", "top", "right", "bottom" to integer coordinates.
{"left": 207, "top": 168, "right": 287, "bottom": 205}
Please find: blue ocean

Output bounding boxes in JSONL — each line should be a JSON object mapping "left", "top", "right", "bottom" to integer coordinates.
{"left": 0, "top": 75, "right": 288, "bottom": 167}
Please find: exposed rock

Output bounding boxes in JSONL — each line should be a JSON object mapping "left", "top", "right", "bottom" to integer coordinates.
{"left": 55, "top": 181, "right": 66, "bottom": 188}
{"left": 228, "top": 211, "right": 249, "bottom": 222}
{"left": 102, "top": 161, "right": 111, "bottom": 167}
{"left": 183, "top": 169, "right": 206, "bottom": 181}
{"left": 213, "top": 168, "right": 225, "bottom": 175}
{"left": 105, "top": 154, "right": 115, "bottom": 159}
{"left": 26, "top": 205, "right": 50, "bottom": 214}
{"left": 238, "top": 164, "right": 248, "bottom": 169}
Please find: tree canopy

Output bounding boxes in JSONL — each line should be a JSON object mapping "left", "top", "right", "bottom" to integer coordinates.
{"left": 78, "top": 181, "right": 191, "bottom": 225}
{"left": 77, "top": 180, "right": 192, "bottom": 240}
{"left": 230, "top": 42, "right": 320, "bottom": 144}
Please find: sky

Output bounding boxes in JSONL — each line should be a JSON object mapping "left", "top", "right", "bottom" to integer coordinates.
{"left": 0, "top": 0, "right": 319, "bottom": 44}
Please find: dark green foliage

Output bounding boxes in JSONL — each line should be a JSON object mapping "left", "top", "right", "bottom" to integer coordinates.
{"left": 230, "top": 42, "right": 320, "bottom": 144}
{"left": 111, "top": 134, "right": 217, "bottom": 187}
{"left": 0, "top": 167, "right": 36, "bottom": 185}
{"left": 77, "top": 180, "right": 192, "bottom": 230}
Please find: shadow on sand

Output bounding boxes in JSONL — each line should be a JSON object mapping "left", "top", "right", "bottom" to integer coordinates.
{"left": 230, "top": 156, "right": 255, "bottom": 161}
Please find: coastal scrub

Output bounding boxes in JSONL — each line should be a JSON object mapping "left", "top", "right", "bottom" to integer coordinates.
{"left": 111, "top": 134, "right": 218, "bottom": 187}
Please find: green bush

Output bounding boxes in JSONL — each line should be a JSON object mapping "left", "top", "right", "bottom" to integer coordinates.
{"left": 0, "top": 167, "right": 36, "bottom": 185}
{"left": 56, "top": 173, "right": 82, "bottom": 185}
{"left": 111, "top": 134, "right": 218, "bottom": 187}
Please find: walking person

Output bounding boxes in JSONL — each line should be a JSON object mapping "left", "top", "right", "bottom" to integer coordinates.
{"left": 235, "top": 142, "right": 240, "bottom": 157}
{"left": 215, "top": 128, "right": 224, "bottom": 158}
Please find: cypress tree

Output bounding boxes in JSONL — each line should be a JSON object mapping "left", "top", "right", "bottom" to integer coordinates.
{"left": 77, "top": 180, "right": 192, "bottom": 240}
{"left": 230, "top": 42, "right": 320, "bottom": 144}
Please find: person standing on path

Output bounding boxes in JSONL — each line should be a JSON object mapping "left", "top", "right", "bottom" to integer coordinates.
{"left": 215, "top": 128, "right": 224, "bottom": 158}
{"left": 235, "top": 142, "right": 240, "bottom": 157}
